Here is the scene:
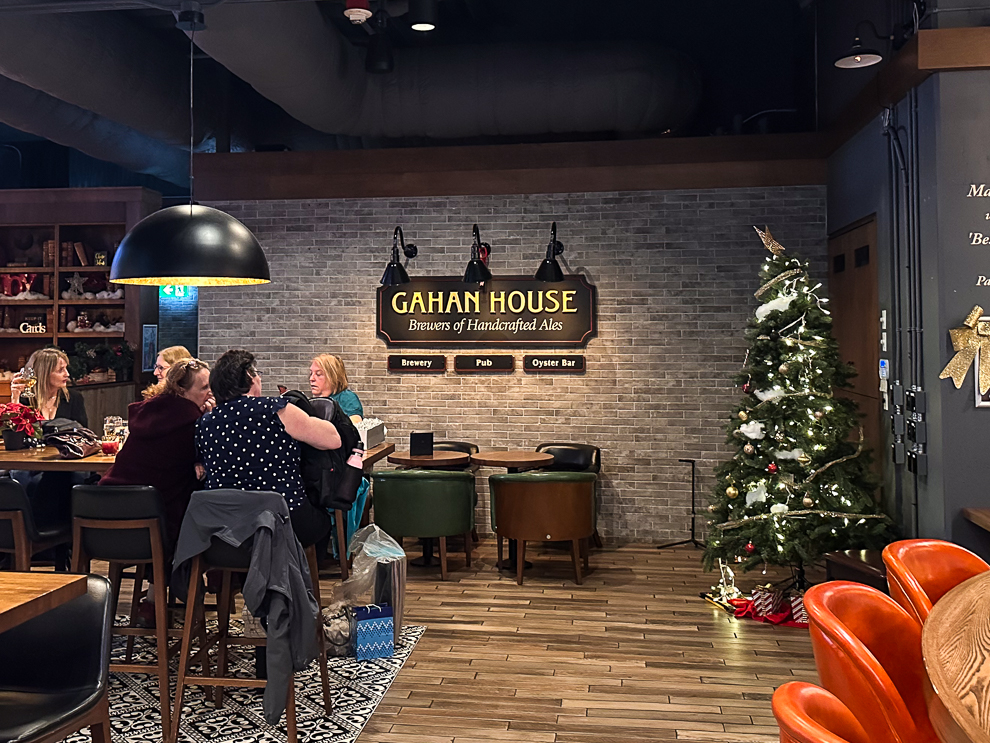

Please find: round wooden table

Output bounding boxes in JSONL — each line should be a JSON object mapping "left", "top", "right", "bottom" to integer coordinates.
{"left": 470, "top": 450, "right": 554, "bottom": 473}
{"left": 386, "top": 450, "right": 470, "bottom": 468}
{"left": 922, "top": 570, "right": 990, "bottom": 743}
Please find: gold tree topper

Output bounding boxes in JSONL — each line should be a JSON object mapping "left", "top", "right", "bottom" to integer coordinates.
{"left": 754, "top": 225, "right": 786, "bottom": 256}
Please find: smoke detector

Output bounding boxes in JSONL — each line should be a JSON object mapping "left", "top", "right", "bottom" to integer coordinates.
{"left": 344, "top": 0, "right": 373, "bottom": 24}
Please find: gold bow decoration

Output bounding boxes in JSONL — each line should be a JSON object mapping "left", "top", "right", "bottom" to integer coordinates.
{"left": 754, "top": 225, "right": 786, "bottom": 256}
{"left": 939, "top": 305, "right": 990, "bottom": 394}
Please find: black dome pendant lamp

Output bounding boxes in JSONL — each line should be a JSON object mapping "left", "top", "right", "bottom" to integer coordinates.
{"left": 110, "top": 6, "right": 270, "bottom": 287}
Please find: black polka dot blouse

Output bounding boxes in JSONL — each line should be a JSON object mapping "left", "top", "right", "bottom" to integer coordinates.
{"left": 195, "top": 395, "right": 306, "bottom": 510}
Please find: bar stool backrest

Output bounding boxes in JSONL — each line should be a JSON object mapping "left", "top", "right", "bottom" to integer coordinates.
{"left": 536, "top": 443, "right": 601, "bottom": 473}
{"left": 0, "top": 574, "right": 112, "bottom": 696}
{"left": 0, "top": 477, "right": 40, "bottom": 545}
{"left": 434, "top": 441, "right": 480, "bottom": 455}
{"left": 72, "top": 485, "right": 167, "bottom": 562}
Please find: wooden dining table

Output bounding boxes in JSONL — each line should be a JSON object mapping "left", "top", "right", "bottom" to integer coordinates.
{"left": 387, "top": 450, "right": 470, "bottom": 468}
{"left": 0, "top": 441, "right": 394, "bottom": 476}
{"left": 922, "top": 570, "right": 990, "bottom": 743}
{"left": 0, "top": 445, "right": 116, "bottom": 473}
{"left": 0, "top": 572, "right": 88, "bottom": 635}
{"left": 470, "top": 450, "right": 554, "bottom": 473}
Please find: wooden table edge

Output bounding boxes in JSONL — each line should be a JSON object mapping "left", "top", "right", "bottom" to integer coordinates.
{"left": 362, "top": 442, "right": 395, "bottom": 471}
{"left": 469, "top": 451, "right": 555, "bottom": 469}
{"left": 0, "top": 573, "right": 88, "bottom": 635}
{"left": 386, "top": 451, "right": 471, "bottom": 466}
{"left": 922, "top": 571, "right": 990, "bottom": 743}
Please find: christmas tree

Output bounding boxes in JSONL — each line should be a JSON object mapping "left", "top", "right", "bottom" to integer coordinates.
{"left": 703, "top": 227, "right": 894, "bottom": 582}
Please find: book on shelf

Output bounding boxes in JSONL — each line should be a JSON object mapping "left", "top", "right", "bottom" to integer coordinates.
{"left": 59, "top": 306, "right": 66, "bottom": 331}
{"left": 42, "top": 275, "right": 50, "bottom": 297}
{"left": 73, "top": 242, "right": 89, "bottom": 266}
{"left": 60, "top": 242, "right": 71, "bottom": 265}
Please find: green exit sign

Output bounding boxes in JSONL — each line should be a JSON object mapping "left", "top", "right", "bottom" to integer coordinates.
{"left": 159, "top": 285, "right": 188, "bottom": 299}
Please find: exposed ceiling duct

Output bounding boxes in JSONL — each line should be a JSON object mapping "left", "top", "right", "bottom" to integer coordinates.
{"left": 0, "top": 74, "right": 188, "bottom": 185}
{"left": 0, "top": 11, "right": 212, "bottom": 147}
{"left": 191, "top": 1, "right": 702, "bottom": 139}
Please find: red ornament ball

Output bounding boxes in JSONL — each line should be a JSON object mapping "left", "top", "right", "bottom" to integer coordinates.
{"left": 767, "top": 462, "right": 779, "bottom": 474}
{"left": 744, "top": 542, "right": 756, "bottom": 555}
{"left": 742, "top": 382, "right": 752, "bottom": 394}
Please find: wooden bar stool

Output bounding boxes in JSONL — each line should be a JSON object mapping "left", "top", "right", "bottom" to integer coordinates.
{"left": 71, "top": 484, "right": 184, "bottom": 741}
{"left": 0, "top": 476, "right": 71, "bottom": 571}
{"left": 170, "top": 539, "right": 332, "bottom": 743}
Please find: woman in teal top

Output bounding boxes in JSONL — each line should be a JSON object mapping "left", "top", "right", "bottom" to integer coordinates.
{"left": 309, "top": 353, "right": 363, "bottom": 422}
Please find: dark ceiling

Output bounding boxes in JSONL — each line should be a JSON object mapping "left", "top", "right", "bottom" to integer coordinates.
{"left": 0, "top": 0, "right": 915, "bottom": 190}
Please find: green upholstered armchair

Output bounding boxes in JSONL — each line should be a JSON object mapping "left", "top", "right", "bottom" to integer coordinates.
{"left": 371, "top": 469, "right": 476, "bottom": 580}
{"left": 489, "top": 471, "right": 597, "bottom": 585}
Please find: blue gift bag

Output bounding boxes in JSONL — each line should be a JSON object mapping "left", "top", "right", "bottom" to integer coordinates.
{"left": 354, "top": 604, "right": 394, "bottom": 660}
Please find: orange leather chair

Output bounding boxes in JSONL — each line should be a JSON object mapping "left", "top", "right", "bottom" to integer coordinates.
{"left": 883, "top": 539, "right": 990, "bottom": 624}
{"left": 772, "top": 682, "right": 870, "bottom": 743}
{"left": 804, "top": 581, "right": 937, "bottom": 743}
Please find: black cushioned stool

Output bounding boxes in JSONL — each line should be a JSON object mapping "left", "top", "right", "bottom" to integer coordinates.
{"left": 824, "top": 549, "right": 888, "bottom": 593}
{"left": 71, "top": 484, "right": 178, "bottom": 741}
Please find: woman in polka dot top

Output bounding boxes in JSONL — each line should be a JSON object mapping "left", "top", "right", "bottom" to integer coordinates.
{"left": 196, "top": 349, "right": 342, "bottom": 546}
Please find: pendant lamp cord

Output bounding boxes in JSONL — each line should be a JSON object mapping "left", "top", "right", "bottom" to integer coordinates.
{"left": 189, "top": 28, "right": 195, "bottom": 213}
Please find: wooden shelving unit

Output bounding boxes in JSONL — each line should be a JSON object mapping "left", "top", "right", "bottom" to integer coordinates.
{"left": 0, "top": 188, "right": 161, "bottom": 380}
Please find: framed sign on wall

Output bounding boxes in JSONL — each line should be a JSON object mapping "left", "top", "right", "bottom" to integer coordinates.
{"left": 377, "top": 276, "right": 597, "bottom": 347}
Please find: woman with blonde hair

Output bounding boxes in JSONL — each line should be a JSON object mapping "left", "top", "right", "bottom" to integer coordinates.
{"left": 11, "top": 346, "right": 87, "bottom": 425}
{"left": 143, "top": 345, "right": 191, "bottom": 399}
{"left": 309, "top": 353, "right": 363, "bottom": 423}
{"left": 103, "top": 358, "right": 213, "bottom": 545}
{"left": 9, "top": 347, "right": 89, "bottom": 541}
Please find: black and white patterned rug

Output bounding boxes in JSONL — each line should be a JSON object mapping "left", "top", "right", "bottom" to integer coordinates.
{"left": 65, "top": 622, "right": 425, "bottom": 743}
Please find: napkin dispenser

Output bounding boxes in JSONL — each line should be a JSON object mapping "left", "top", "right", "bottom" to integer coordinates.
{"left": 409, "top": 431, "right": 433, "bottom": 456}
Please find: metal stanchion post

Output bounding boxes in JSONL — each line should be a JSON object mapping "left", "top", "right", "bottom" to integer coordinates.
{"left": 657, "top": 458, "right": 705, "bottom": 550}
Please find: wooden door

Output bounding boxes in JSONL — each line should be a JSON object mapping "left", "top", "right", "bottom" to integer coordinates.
{"left": 828, "top": 218, "right": 881, "bottom": 472}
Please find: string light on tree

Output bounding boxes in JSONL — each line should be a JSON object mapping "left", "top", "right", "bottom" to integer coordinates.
{"left": 703, "top": 226, "right": 893, "bottom": 586}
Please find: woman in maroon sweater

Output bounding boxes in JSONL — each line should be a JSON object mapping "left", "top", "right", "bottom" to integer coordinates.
{"left": 101, "top": 358, "right": 213, "bottom": 547}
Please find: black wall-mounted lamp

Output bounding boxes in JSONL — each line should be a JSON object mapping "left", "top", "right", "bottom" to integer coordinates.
{"left": 834, "top": 20, "right": 893, "bottom": 69}
{"left": 535, "top": 222, "right": 565, "bottom": 282}
{"left": 381, "top": 225, "right": 418, "bottom": 285}
{"left": 409, "top": 0, "right": 438, "bottom": 31}
{"left": 463, "top": 224, "right": 492, "bottom": 284}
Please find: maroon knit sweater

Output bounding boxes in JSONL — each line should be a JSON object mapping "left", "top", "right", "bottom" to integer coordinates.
{"left": 100, "top": 394, "right": 202, "bottom": 546}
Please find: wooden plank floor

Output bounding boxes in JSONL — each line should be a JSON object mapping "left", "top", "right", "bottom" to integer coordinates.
{"left": 356, "top": 541, "right": 818, "bottom": 743}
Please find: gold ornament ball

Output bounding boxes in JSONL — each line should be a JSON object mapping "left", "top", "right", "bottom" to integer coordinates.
{"left": 743, "top": 443, "right": 755, "bottom": 455}
{"left": 797, "top": 453, "right": 811, "bottom": 466}
{"left": 802, "top": 495, "right": 814, "bottom": 508}
{"left": 707, "top": 504, "right": 716, "bottom": 512}
{"left": 726, "top": 486, "right": 739, "bottom": 499}
{"left": 738, "top": 410, "right": 749, "bottom": 421}
{"left": 778, "top": 363, "right": 790, "bottom": 374}
{"left": 814, "top": 410, "right": 824, "bottom": 420}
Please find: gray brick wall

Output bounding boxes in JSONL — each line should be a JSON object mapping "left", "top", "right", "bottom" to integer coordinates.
{"left": 200, "top": 187, "right": 827, "bottom": 543}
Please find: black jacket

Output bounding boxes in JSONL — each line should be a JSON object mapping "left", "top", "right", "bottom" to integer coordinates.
{"left": 21, "top": 388, "right": 88, "bottom": 429}
{"left": 171, "top": 488, "right": 319, "bottom": 724}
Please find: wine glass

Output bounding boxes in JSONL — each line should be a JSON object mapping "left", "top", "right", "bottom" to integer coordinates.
{"left": 17, "top": 365, "right": 36, "bottom": 399}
